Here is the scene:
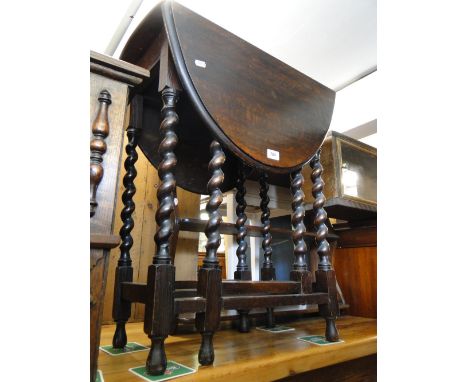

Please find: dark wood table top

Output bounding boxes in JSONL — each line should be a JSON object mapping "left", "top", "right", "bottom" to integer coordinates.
{"left": 120, "top": 1, "right": 335, "bottom": 193}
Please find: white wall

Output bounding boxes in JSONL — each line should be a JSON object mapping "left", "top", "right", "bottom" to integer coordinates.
{"left": 329, "top": 71, "right": 377, "bottom": 147}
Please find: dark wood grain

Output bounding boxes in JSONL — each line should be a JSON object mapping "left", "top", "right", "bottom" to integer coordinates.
{"left": 90, "top": 53, "right": 148, "bottom": 382}
{"left": 260, "top": 173, "right": 275, "bottom": 281}
{"left": 144, "top": 264, "right": 175, "bottom": 375}
{"left": 202, "top": 140, "right": 225, "bottom": 268}
{"left": 196, "top": 268, "right": 222, "bottom": 365}
{"left": 223, "top": 293, "right": 328, "bottom": 310}
{"left": 222, "top": 281, "right": 300, "bottom": 295}
{"left": 303, "top": 130, "right": 377, "bottom": 220}
{"left": 153, "top": 87, "right": 179, "bottom": 265}
{"left": 179, "top": 218, "right": 339, "bottom": 240}
{"left": 90, "top": 51, "right": 149, "bottom": 86}
{"left": 90, "top": 90, "right": 111, "bottom": 217}
{"left": 234, "top": 164, "right": 251, "bottom": 280}
{"left": 277, "top": 354, "right": 377, "bottom": 382}
{"left": 90, "top": 234, "right": 120, "bottom": 249}
{"left": 90, "top": 74, "right": 131, "bottom": 236}
{"left": 90, "top": 248, "right": 110, "bottom": 382}
{"left": 111, "top": 96, "right": 144, "bottom": 350}
{"left": 336, "top": 225, "right": 377, "bottom": 248}
{"left": 119, "top": 2, "right": 335, "bottom": 193}
{"left": 335, "top": 247, "right": 377, "bottom": 319}
{"left": 311, "top": 150, "right": 339, "bottom": 342}
{"left": 121, "top": 282, "right": 147, "bottom": 304}
{"left": 177, "top": 303, "right": 350, "bottom": 325}
{"left": 324, "top": 197, "right": 377, "bottom": 221}
{"left": 108, "top": 3, "right": 348, "bottom": 374}
{"left": 290, "top": 169, "right": 308, "bottom": 271}
{"left": 171, "top": 2, "right": 335, "bottom": 171}
{"left": 119, "top": 280, "right": 302, "bottom": 301}
{"left": 175, "top": 297, "right": 207, "bottom": 314}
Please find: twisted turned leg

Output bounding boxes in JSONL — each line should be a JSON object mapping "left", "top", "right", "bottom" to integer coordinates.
{"left": 234, "top": 164, "right": 250, "bottom": 280}
{"left": 259, "top": 173, "right": 276, "bottom": 327}
{"left": 289, "top": 168, "right": 314, "bottom": 293}
{"left": 112, "top": 96, "right": 141, "bottom": 349}
{"left": 311, "top": 149, "right": 339, "bottom": 342}
{"left": 144, "top": 88, "right": 179, "bottom": 375}
{"left": 196, "top": 140, "right": 224, "bottom": 365}
{"left": 233, "top": 164, "right": 251, "bottom": 332}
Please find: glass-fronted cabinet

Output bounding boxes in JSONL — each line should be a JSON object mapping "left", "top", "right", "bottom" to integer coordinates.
{"left": 320, "top": 131, "right": 377, "bottom": 221}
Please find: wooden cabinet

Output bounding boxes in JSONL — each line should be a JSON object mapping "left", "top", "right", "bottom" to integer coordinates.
{"left": 303, "top": 131, "right": 377, "bottom": 222}
{"left": 333, "top": 222, "right": 377, "bottom": 318}
{"left": 90, "top": 51, "right": 149, "bottom": 382}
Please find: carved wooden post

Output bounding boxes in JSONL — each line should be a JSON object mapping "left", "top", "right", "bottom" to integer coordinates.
{"left": 234, "top": 164, "right": 250, "bottom": 279}
{"left": 144, "top": 87, "right": 179, "bottom": 375}
{"left": 311, "top": 149, "right": 340, "bottom": 342}
{"left": 90, "top": 89, "right": 111, "bottom": 217}
{"left": 111, "top": 96, "right": 142, "bottom": 349}
{"left": 290, "top": 168, "right": 314, "bottom": 293}
{"left": 196, "top": 140, "right": 224, "bottom": 365}
{"left": 259, "top": 172, "right": 276, "bottom": 328}
{"left": 233, "top": 164, "right": 251, "bottom": 332}
{"left": 260, "top": 173, "right": 275, "bottom": 280}
{"left": 290, "top": 169, "right": 308, "bottom": 271}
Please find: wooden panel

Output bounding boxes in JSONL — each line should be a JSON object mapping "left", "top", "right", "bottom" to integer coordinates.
{"left": 221, "top": 280, "right": 301, "bottom": 295}
{"left": 222, "top": 293, "right": 329, "bottom": 310}
{"left": 336, "top": 226, "right": 377, "bottom": 248}
{"left": 90, "top": 248, "right": 110, "bottom": 381}
{"left": 90, "top": 72, "right": 129, "bottom": 379}
{"left": 333, "top": 247, "right": 377, "bottom": 318}
{"left": 172, "top": 2, "right": 335, "bottom": 170}
{"left": 90, "top": 234, "right": 120, "bottom": 249}
{"left": 277, "top": 354, "right": 376, "bottom": 382}
{"left": 97, "top": 315, "right": 376, "bottom": 382}
{"left": 90, "top": 51, "right": 150, "bottom": 86}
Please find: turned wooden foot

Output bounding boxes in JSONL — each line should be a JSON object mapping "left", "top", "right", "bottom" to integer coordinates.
{"left": 112, "top": 321, "right": 128, "bottom": 348}
{"left": 199, "top": 332, "right": 215, "bottom": 365}
{"left": 146, "top": 336, "right": 167, "bottom": 375}
{"left": 238, "top": 310, "right": 250, "bottom": 333}
{"left": 325, "top": 318, "right": 339, "bottom": 342}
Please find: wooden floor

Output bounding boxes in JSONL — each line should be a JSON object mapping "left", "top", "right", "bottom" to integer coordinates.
{"left": 98, "top": 315, "right": 377, "bottom": 382}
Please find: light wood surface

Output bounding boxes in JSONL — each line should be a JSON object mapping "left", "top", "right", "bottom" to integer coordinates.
{"left": 97, "top": 315, "right": 376, "bottom": 381}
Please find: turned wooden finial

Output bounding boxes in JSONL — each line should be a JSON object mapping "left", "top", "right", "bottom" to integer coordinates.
{"left": 90, "top": 89, "right": 112, "bottom": 217}
{"left": 311, "top": 148, "right": 331, "bottom": 270}
{"left": 203, "top": 140, "right": 225, "bottom": 268}
{"left": 290, "top": 169, "right": 308, "bottom": 271}
{"left": 154, "top": 88, "right": 179, "bottom": 265}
